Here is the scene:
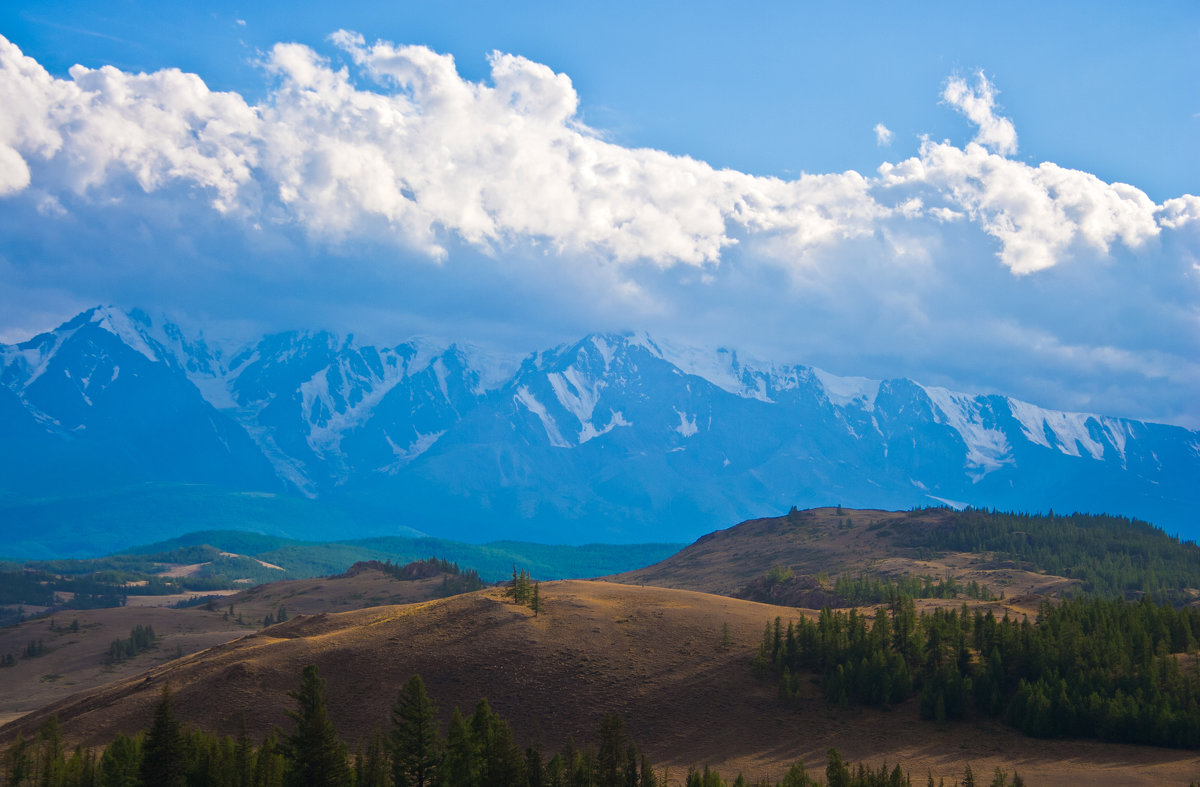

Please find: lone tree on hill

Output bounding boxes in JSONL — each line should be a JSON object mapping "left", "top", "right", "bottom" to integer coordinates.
{"left": 282, "top": 664, "right": 350, "bottom": 787}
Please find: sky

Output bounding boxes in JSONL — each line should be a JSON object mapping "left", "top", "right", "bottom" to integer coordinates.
{"left": 0, "top": 1, "right": 1198, "bottom": 428}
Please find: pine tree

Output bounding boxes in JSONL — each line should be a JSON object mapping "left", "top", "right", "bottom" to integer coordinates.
{"left": 597, "top": 714, "right": 627, "bottom": 787}
{"left": 235, "top": 714, "right": 255, "bottom": 787}
{"left": 826, "top": 748, "right": 850, "bottom": 787}
{"left": 470, "top": 699, "right": 525, "bottom": 787}
{"left": 439, "top": 708, "right": 475, "bottom": 787}
{"left": 98, "top": 732, "right": 140, "bottom": 787}
{"left": 253, "top": 733, "right": 286, "bottom": 787}
{"left": 141, "top": 686, "right": 187, "bottom": 787}
{"left": 4, "top": 733, "right": 32, "bottom": 787}
{"left": 282, "top": 664, "right": 349, "bottom": 787}
{"left": 390, "top": 674, "right": 440, "bottom": 787}
{"left": 527, "top": 743, "right": 545, "bottom": 787}
{"left": 357, "top": 729, "right": 391, "bottom": 787}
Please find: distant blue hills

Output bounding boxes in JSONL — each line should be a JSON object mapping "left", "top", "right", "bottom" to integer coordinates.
{"left": 1, "top": 305, "right": 1196, "bottom": 557}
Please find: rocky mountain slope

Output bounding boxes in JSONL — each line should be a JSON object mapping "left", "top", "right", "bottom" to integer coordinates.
{"left": 2, "top": 306, "right": 1197, "bottom": 550}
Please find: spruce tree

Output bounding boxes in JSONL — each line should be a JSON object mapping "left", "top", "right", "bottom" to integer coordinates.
{"left": 141, "top": 686, "right": 187, "bottom": 787}
{"left": 597, "top": 714, "right": 627, "bottom": 787}
{"left": 4, "top": 733, "right": 32, "bottom": 787}
{"left": 359, "top": 730, "right": 390, "bottom": 787}
{"left": 390, "top": 674, "right": 440, "bottom": 787}
{"left": 282, "top": 664, "right": 349, "bottom": 787}
{"left": 253, "top": 733, "right": 286, "bottom": 787}
{"left": 99, "top": 732, "right": 141, "bottom": 787}
{"left": 825, "top": 748, "right": 850, "bottom": 787}
{"left": 235, "top": 714, "right": 255, "bottom": 787}
{"left": 439, "top": 708, "right": 475, "bottom": 787}
{"left": 470, "top": 699, "right": 524, "bottom": 787}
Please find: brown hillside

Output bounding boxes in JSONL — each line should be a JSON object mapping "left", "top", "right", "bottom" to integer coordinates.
{"left": 0, "top": 565, "right": 456, "bottom": 727}
{"left": 608, "top": 507, "right": 1077, "bottom": 611}
{"left": 4, "top": 580, "right": 1197, "bottom": 785}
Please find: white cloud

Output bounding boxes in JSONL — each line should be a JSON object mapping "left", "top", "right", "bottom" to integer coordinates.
{"left": 0, "top": 33, "right": 1198, "bottom": 427}
{"left": 942, "top": 71, "right": 1018, "bottom": 156}
{"left": 878, "top": 141, "right": 1160, "bottom": 273}
{"left": 0, "top": 33, "right": 1189, "bottom": 278}
{"left": 874, "top": 123, "right": 893, "bottom": 146}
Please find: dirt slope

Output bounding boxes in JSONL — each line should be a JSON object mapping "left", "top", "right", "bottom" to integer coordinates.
{"left": 0, "top": 566, "right": 453, "bottom": 726}
{"left": 4, "top": 580, "right": 1197, "bottom": 785}
{"left": 609, "top": 507, "right": 1077, "bottom": 611}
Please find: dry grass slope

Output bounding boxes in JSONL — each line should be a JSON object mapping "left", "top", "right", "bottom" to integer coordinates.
{"left": 0, "top": 567, "right": 455, "bottom": 726}
{"left": 4, "top": 580, "right": 1199, "bottom": 785}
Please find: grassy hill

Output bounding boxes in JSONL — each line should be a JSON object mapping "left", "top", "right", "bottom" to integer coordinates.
{"left": 610, "top": 506, "right": 1200, "bottom": 607}
{"left": 7, "top": 506, "right": 1200, "bottom": 785}
{"left": 5, "top": 580, "right": 1198, "bottom": 785}
{"left": 0, "top": 563, "right": 473, "bottom": 728}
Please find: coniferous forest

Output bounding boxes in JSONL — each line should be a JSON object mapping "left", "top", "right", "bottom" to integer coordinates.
{"left": 759, "top": 596, "right": 1200, "bottom": 748}
{"left": 0, "top": 664, "right": 1027, "bottom": 787}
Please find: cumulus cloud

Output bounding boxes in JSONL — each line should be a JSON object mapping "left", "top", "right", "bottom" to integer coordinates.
{"left": 0, "top": 33, "right": 1198, "bottom": 426}
{"left": 874, "top": 123, "right": 893, "bottom": 147}
{"left": 2, "top": 31, "right": 1189, "bottom": 276}
{"left": 942, "top": 71, "right": 1018, "bottom": 156}
{"left": 879, "top": 142, "right": 1161, "bottom": 273}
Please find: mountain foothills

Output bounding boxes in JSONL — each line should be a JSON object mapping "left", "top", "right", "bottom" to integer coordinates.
{"left": 7, "top": 508, "right": 1200, "bottom": 785}
{"left": 2, "top": 306, "right": 1198, "bottom": 555}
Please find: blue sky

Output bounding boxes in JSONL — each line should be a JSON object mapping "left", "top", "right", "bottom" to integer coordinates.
{"left": 1, "top": 1, "right": 1198, "bottom": 427}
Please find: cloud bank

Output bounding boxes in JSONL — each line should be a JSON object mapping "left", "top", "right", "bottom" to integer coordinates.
{"left": 0, "top": 33, "right": 1197, "bottom": 427}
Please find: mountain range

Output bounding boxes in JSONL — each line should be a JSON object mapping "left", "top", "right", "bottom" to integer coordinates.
{"left": 1, "top": 305, "right": 1197, "bottom": 555}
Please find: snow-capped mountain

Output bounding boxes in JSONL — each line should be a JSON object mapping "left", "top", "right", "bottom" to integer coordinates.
{"left": 2, "top": 306, "right": 1197, "bottom": 552}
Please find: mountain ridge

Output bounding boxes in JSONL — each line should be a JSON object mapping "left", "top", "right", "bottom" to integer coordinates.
{"left": 2, "top": 305, "right": 1196, "bottom": 549}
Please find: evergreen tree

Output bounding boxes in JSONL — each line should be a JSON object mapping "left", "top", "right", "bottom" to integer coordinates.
{"left": 141, "top": 686, "right": 187, "bottom": 787}
{"left": 4, "top": 733, "right": 32, "bottom": 787}
{"left": 282, "top": 664, "right": 349, "bottom": 787}
{"left": 358, "top": 730, "right": 390, "bottom": 787}
{"left": 252, "top": 733, "right": 285, "bottom": 787}
{"left": 779, "top": 761, "right": 815, "bottom": 787}
{"left": 597, "top": 714, "right": 627, "bottom": 787}
{"left": 391, "top": 674, "right": 440, "bottom": 787}
{"left": 235, "top": 714, "right": 255, "bottom": 787}
{"left": 527, "top": 743, "right": 545, "bottom": 787}
{"left": 825, "top": 748, "right": 850, "bottom": 787}
{"left": 470, "top": 699, "right": 525, "bottom": 787}
{"left": 36, "top": 714, "right": 67, "bottom": 787}
{"left": 98, "top": 732, "right": 141, "bottom": 787}
{"left": 438, "top": 708, "right": 476, "bottom": 787}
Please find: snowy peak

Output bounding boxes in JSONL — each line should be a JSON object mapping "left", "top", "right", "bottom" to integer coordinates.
{"left": 1007, "top": 399, "right": 1132, "bottom": 462}
{"left": 507, "top": 334, "right": 654, "bottom": 447}
{"left": 81, "top": 306, "right": 157, "bottom": 361}
{"left": 628, "top": 334, "right": 776, "bottom": 401}
{"left": 813, "top": 368, "right": 880, "bottom": 411}
{"left": 918, "top": 385, "right": 1013, "bottom": 479}
{"left": 1, "top": 306, "right": 1196, "bottom": 541}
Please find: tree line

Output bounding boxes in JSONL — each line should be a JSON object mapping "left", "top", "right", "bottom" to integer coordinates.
{"left": 759, "top": 594, "right": 1200, "bottom": 748}
{"left": 107, "top": 625, "right": 156, "bottom": 664}
{"left": 0, "top": 664, "right": 1029, "bottom": 787}
{"left": 895, "top": 508, "right": 1200, "bottom": 600}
